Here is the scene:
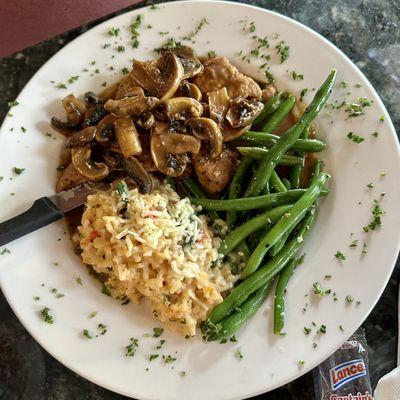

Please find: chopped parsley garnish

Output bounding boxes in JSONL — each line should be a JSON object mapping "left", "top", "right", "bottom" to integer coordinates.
{"left": 55, "top": 293, "right": 65, "bottom": 299}
{"left": 297, "top": 360, "right": 305, "bottom": 365}
{"left": 101, "top": 285, "right": 111, "bottom": 296}
{"left": 102, "top": 43, "right": 111, "bottom": 49}
{"left": 8, "top": 100, "right": 19, "bottom": 108}
{"left": 317, "top": 325, "right": 326, "bottom": 334}
{"left": 76, "top": 276, "right": 83, "bottom": 285}
{"left": 264, "top": 69, "right": 275, "bottom": 84}
{"left": 345, "top": 295, "right": 354, "bottom": 303}
{"left": 335, "top": 251, "right": 346, "bottom": 261}
{"left": 300, "top": 88, "right": 308, "bottom": 102}
{"left": 313, "top": 342, "right": 318, "bottom": 349}
{"left": 303, "top": 327, "right": 311, "bottom": 335}
{"left": 347, "top": 132, "right": 365, "bottom": 143}
{"left": 275, "top": 40, "right": 290, "bottom": 63}
{"left": 67, "top": 75, "right": 79, "bottom": 84}
{"left": 372, "top": 131, "right": 379, "bottom": 137}
{"left": 98, "top": 323, "right": 107, "bottom": 335}
{"left": 379, "top": 115, "right": 385, "bottom": 123}
{"left": 149, "top": 4, "right": 159, "bottom": 10}
{"left": 108, "top": 27, "right": 120, "bottom": 37}
{"left": 33, "top": 296, "right": 40, "bottom": 301}
{"left": 349, "top": 239, "right": 358, "bottom": 248}
{"left": 89, "top": 311, "right": 97, "bottom": 318}
{"left": 149, "top": 354, "right": 159, "bottom": 361}
{"left": 126, "top": 337, "right": 139, "bottom": 357}
{"left": 338, "top": 81, "right": 348, "bottom": 88}
{"left": 83, "top": 329, "right": 93, "bottom": 338}
{"left": 366, "top": 182, "right": 374, "bottom": 189}
{"left": 362, "top": 242, "right": 367, "bottom": 255}
{"left": 333, "top": 292, "right": 338, "bottom": 301}
{"left": 0, "top": 177, "right": 3, "bottom": 182}
{"left": 230, "top": 335, "right": 238, "bottom": 342}
{"left": 55, "top": 83, "right": 67, "bottom": 89}
{"left": 20, "top": 126, "right": 27, "bottom": 133}
{"left": 13, "top": 167, "right": 25, "bottom": 175}
{"left": 235, "top": 348, "right": 243, "bottom": 359}
{"left": 182, "top": 17, "right": 209, "bottom": 41}
{"left": 324, "top": 274, "right": 332, "bottom": 280}
{"left": 313, "top": 282, "right": 331, "bottom": 296}
{"left": 249, "top": 22, "right": 256, "bottom": 33}
{"left": 156, "top": 339, "right": 165, "bottom": 349}
{"left": 363, "top": 199, "right": 383, "bottom": 232}
{"left": 130, "top": 14, "right": 143, "bottom": 48}
{"left": 154, "top": 37, "right": 182, "bottom": 53}
{"left": 153, "top": 327, "right": 164, "bottom": 338}
{"left": 122, "top": 67, "right": 129, "bottom": 75}
{"left": 117, "top": 45, "right": 125, "bottom": 53}
{"left": 291, "top": 70, "right": 304, "bottom": 80}
{"left": 179, "top": 371, "right": 186, "bottom": 377}
{"left": 41, "top": 307, "right": 54, "bottom": 324}
{"left": 344, "top": 97, "right": 372, "bottom": 118}
{"left": 163, "top": 354, "right": 177, "bottom": 363}
{"left": 339, "top": 325, "right": 344, "bottom": 332}
{"left": 116, "top": 180, "right": 128, "bottom": 196}
{"left": 207, "top": 50, "right": 216, "bottom": 58}
{"left": 101, "top": 82, "right": 107, "bottom": 87}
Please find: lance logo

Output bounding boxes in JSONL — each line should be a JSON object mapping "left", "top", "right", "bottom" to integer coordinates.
{"left": 330, "top": 359, "right": 367, "bottom": 390}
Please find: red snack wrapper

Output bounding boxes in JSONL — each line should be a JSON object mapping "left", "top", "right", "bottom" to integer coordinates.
{"left": 313, "top": 329, "right": 373, "bottom": 400}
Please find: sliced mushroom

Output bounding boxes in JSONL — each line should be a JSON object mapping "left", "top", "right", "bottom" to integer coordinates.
{"left": 65, "top": 126, "right": 97, "bottom": 148}
{"left": 222, "top": 124, "right": 251, "bottom": 142}
{"left": 208, "top": 87, "right": 230, "bottom": 124}
{"left": 56, "top": 162, "right": 88, "bottom": 192}
{"left": 114, "top": 116, "right": 142, "bottom": 157}
{"left": 130, "top": 52, "right": 184, "bottom": 101}
{"left": 104, "top": 88, "right": 158, "bottom": 117}
{"left": 83, "top": 105, "right": 108, "bottom": 127}
{"left": 187, "top": 118, "right": 223, "bottom": 159}
{"left": 117, "top": 155, "right": 153, "bottom": 194}
{"left": 115, "top": 83, "right": 145, "bottom": 100}
{"left": 226, "top": 98, "right": 264, "bottom": 128}
{"left": 62, "top": 94, "right": 87, "bottom": 124}
{"left": 84, "top": 91, "right": 102, "bottom": 107}
{"left": 50, "top": 117, "right": 80, "bottom": 135}
{"left": 99, "top": 82, "right": 119, "bottom": 102}
{"left": 178, "top": 81, "right": 202, "bottom": 102}
{"left": 168, "top": 46, "right": 203, "bottom": 79}
{"left": 71, "top": 146, "right": 110, "bottom": 181}
{"left": 150, "top": 122, "right": 201, "bottom": 177}
{"left": 162, "top": 97, "right": 203, "bottom": 121}
{"left": 136, "top": 111, "right": 155, "bottom": 130}
{"left": 96, "top": 114, "right": 118, "bottom": 144}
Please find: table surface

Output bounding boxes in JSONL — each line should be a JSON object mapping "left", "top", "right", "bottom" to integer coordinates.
{"left": 0, "top": 0, "right": 399, "bottom": 399}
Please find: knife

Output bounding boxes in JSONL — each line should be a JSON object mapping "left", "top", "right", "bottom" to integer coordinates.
{"left": 0, "top": 185, "right": 95, "bottom": 246}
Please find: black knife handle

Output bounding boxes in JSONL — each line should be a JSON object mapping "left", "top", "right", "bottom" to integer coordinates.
{"left": 0, "top": 197, "right": 64, "bottom": 246}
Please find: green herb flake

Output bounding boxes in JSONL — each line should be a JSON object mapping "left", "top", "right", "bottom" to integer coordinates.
{"left": 317, "top": 325, "right": 326, "bottom": 334}
{"left": 154, "top": 37, "right": 183, "bottom": 53}
{"left": 362, "top": 242, "right": 367, "bottom": 255}
{"left": 324, "top": 274, "right": 332, "bottom": 280}
{"left": 102, "top": 285, "right": 111, "bottom": 296}
{"left": 275, "top": 40, "right": 290, "bottom": 63}
{"left": 339, "top": 325, "right": 344, "bottom": 332}
{"left": 297, "top": 360, "right": 305, "bottom": 365}
{"left": 149, "top": 354, "right": 159, "bottom": 361}
{"left": 235, "top": 348, "right": 243, "bottom": 359}
{"left": 349, "top": 239, "right": 358, "bottom": 248}
{"left": 67, "top": 75, "right": 79, "bottom": 84}
{"left": 102, "top": 43, "right": 111, "bottom": 49}
{"left": 354, "top": 83, "right": 362, "bottom": 88}
{"left": 291, "top": 70, "right": 304, "bottom": 80}
{"left": 345, "top": 295, "right": 354, "bottom": 304}
{"left": 122, "top": 67, "right": 129, "bottom": 75}
{"left": 164, "top": 354, "right": 177, "bottom": 364}
{"left": 347, "top": 132, "right": 364, "bottom": 143}
{"left": 101, "top": 82, "right": 107, "bottom": 87}
{"left": 126, "top": 337, "right": 139, "bottom": 357}
{"left": 153, "top": 327, "right": 164, "bottom": 338}
{"left": 333, "top": 292, "right": 338, "bottom": 301}
{"left": 83, "top": 329, "right": 93, "bottom": 339}
{"left": 89, "top": 311, "right": 97, "bottom": 318}
{"left": 366, "top": 182, "right": 374, "bottom": 189}
{"left": 338, "top": 81, "right": 349, "bottom": 88}
{"left": 117, "top": 45, "right": 125, "bottom": 53}
{"left": 313, "top": 282, "right": 331, "bottom": 296}
{"left": 207, "top": 50, "right": 216, "bottom": 58}
{"left": 371, "top": 131, "right": 379, "bottom": 137}
{"left": 20, "top": 126, "right": 27, "bottom": 133}
{"left": 300, "top": 88, "right": 308, "bottom": 102}
{"left": 220, "top": 338, "right": 228, "bottom": 344}
{"left": 156, "top": 339, "right": 165, "bottom": 349}
{"left": 313, "top": 342, "right": 318, "bottom": 349}
{"left": 8, "top": 100, "right": 19, "bottom": 108}
{"left": 55, "top": 83, "right": 67, "bottom": 89}
{"left": 33, "top": 296, "right": 40, "bottom": 301}
{"left": 264, "top": 69, "right": 275, "bottom": 84}
{"left": 1, "top": 247, "right": 12, "bottom": 255}
{"left": 149, "top": 4, "right": 159, "bottom": 10}
{"left": 363, "top": 199, "right": 384, "bottom": 232}
{"left": 0, "top": 177, "right": 3, "bottom": 182}
{"left": 303, "top": 327, "right": 311, "bottom": 335}
{"left": 108, "top": 27, "right": 120, "bottom": 37}
{"left": 13, "top": 167, "right": 25, "bottom": 175}
{"left": 41, "top": 307, "right": 54, "bottom": 324}
{"left": 379, "top": 115, "right": 385, "bottom": 123}
{"left": 182, "top": 17, "right": 209, "bottom": 41}
{"left": 335, "top": 251, "right": 346, "bottom": 261}
{"left": 98, "top": 323, "right": 107, "bottom": 335}
{"left": 179, "top": 371, "right": 186, "bottom": 377}
{"left": 55, "top": 293, "right": 65, "bottom": 299}
{"left": 76, "top": 276, "right": 83, "bottom": 285}
{"left": 230, "top": 335, "right": 238, "bottom": 342}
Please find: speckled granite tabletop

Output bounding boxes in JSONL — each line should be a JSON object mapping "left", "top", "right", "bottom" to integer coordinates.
{"left": 0, "top": 1, "right": 399, "bottom": 399}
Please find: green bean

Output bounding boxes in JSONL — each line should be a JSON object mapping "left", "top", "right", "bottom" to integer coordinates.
{"left": 219, "top": 205, "right": 293, "bottom": 256}
{"left": 204, "top": 279, "right": 274, "bottom": 341}
{"left": 259, "top": 96, "right": 296, "bottom": 134}
{"left": 270, "top": 170, "right": 287, "bottom": 193}
{"left": 181, "top": 178, "right": 220, "bottom": 221}
{"left": 273, "top": 256, "right": 302, "bottom": 334}
{"left": 236, "top": 147, "right": 302, "bottom": 165}
{"left": 252, "top": 91, "right": 288, "bottom": 127}
{"left": 239, "top": 132, "right": 326, "bottom": 153}
{"left": 290, "top": 126, "right": 311, "bottom": 189}
{"left": 261, "top": 180, "right": 270, "bottom": 195}
{"left": 190, "top": 189, "right": 304, "bottom": 211}
{"left": 282, "top": 178, "right": 291, "bottom": 190}
{"left": 165, "top": 177, "right": 177, "bottom": 191}
{"left": 206, "top": 211, "right": 315, "bottom": 324}
{"left": 226, "top": 156, "right": 253, "bottom": 228}
{"left": 244, "top": 69, "right": 336, "bottom": 197}
{"left": 310, "top": 159, "right": 322, "bottom": 184}
{"left": 242, "top": 173, "right": 329, "bottom": 277}
{"left": 237, "top": 241, "right": 250, "bottom": 259}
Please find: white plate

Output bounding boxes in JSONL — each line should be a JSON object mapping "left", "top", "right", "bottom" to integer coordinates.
{"left": 0, "top": 1, "right": 399, "bottom": 399}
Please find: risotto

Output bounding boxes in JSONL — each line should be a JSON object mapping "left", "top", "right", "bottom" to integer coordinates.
{"left": 78, "top": 182, "right": 236, "bottom": 336}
